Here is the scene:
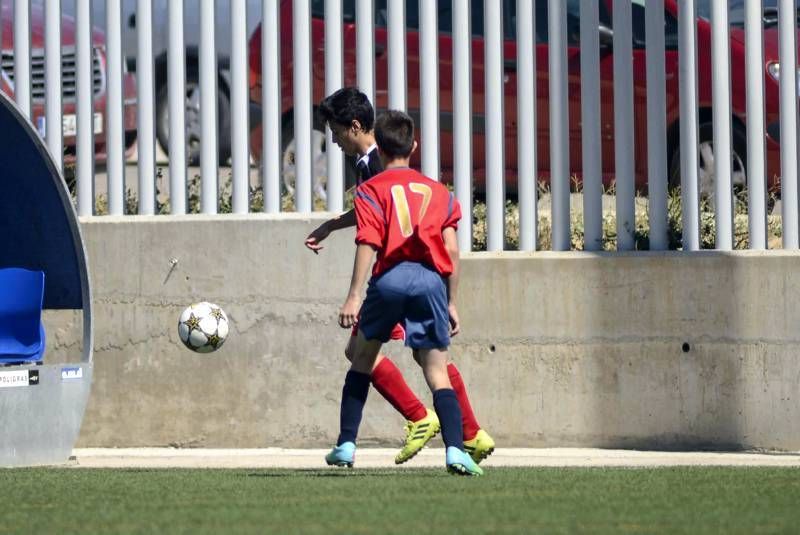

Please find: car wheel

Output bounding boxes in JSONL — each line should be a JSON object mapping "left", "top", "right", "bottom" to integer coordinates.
{"left": 668, "top": 122, "right": 747, "bottom": 208}
{"left": 156, "top": 72, "right": 232, "bottom": 166}
{"left": 280, "top": 115, "right": 335, "bottom": 202}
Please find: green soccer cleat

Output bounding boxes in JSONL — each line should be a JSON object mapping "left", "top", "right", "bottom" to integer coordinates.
{"left": 445, "top": 446, "right": 484, "bottom": 476}
{"left": 463, "top": 429, "right": 495, "bottom": 464}
{"left": 394, "top": 409, "right": 441, "bottom": 464}
{"left": 325, "top": 442, "right": 355, "bottom": 467}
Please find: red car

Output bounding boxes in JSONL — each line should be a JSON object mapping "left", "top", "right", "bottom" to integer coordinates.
{"left": 0, "top": 3, "right": 138, "bottom": 166}
{"left": 248, "top": 0, "right": 799, "bottom": 195}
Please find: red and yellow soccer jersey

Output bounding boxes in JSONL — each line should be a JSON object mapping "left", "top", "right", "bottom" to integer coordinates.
{"left": 354, "top": 168, "right": 461, "bottom": 278}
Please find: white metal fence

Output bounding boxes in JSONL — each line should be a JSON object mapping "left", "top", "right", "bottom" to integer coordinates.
{"left": 3, "top": 0, "right": 800, "bottom": 252}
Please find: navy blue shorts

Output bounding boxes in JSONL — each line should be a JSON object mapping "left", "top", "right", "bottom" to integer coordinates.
{"left": 358, "top": 262, "right": 450, "bottom": 349}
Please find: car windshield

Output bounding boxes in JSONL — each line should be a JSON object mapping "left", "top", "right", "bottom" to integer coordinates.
{"left": 696, "top": 0, "right": 779, "bottom": 26}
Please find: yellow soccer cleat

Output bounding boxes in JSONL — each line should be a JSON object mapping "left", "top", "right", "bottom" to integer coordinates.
{"left": 394, "top": 409, "right": 440, "bottom": 464}
{"left": 463, "top": 429, "right": 495, "bottom": 464}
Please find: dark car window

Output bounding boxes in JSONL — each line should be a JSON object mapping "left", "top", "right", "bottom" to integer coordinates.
{"left": 530, "top": 0, "right": 611, "bottom": 45}
{"left": 631, "top": 2, "right": 679, "bottom": 50}
{"left": 433, "top": 0, "right": 486, "bottom": 38}
{"left": 313, "top": 0, "right": 484, "bottom": 38}
{"left": 664, "top": 12, "right": 679, "bottom": 49}
{"left": 472, "top": 0, "right": 485, "bottom": 38}
{"left": 311, "top": 0, "right": 361, "bottom": 23}
{"left": 400, "top": 0, "right": 452, "bottom": 33}
{"left": 311, "top": 0, "right": 326, "bottom": 19}
{"left": 383, "top": 0, "right": 485, "bottom": 38}
{"left": 697, "top": 0, "right": 779, "bottom": 25}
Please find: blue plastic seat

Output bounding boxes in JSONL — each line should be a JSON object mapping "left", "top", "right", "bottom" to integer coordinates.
{"left": 0, "top": 268, "right": 45, "bottom": 364}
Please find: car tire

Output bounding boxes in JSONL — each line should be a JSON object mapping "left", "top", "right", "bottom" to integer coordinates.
{"left": 669, "top": 122, "right": 747, "bottom": 194}
{"left": 156, "top": 70, "right": 232, "bottom": 166}
{"left": 280, "top": 113, "right": 357, "bottom": 201}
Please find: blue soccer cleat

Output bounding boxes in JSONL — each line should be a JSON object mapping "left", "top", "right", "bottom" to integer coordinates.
{"left": 445, "top": 446, "right": 484, "bottom": 476}
{"left": 325, "top": 441, "right": 356, "bottom": 467}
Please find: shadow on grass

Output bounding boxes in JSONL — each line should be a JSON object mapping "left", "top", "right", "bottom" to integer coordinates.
{"left": 245, "top": 468, "right": 444, "bottom": 478}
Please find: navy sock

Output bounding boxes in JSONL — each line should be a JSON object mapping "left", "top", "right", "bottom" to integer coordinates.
{"left": 433, "top": 388, "right": 464, "bottom": 450}
{"left": 337, "top": 370, "right": 371, "bottom": 446}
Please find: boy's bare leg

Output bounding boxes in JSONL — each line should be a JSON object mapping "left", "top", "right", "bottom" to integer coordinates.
{"left": 348, "top": 330, "right": 384, "bottom": 373}
{"left": 414, "top": 348, "right": 452, "bottom": 391}
{"left": 344, "top": 336, "right": 386, "bottom": 370}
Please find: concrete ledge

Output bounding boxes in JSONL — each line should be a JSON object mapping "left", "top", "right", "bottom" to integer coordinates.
{"left": 68, "top": 448, "right": 800, "bottom": 468}
{"left": 42, "top": 216, "right": 800, "bottom": 450}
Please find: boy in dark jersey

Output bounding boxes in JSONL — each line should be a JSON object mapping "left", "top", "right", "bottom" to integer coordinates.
{"left": 307, "top": 88, "right": 494, "bottom": 465}
{"left": 325, "top": 110, "right": 483, "bottom": 476}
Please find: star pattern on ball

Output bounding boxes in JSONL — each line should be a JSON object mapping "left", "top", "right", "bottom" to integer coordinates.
{"left": 185, "top": 313, "right": 201, "bottom": 331}
{"left": 207, "top": 333, "right": 222, "bottom": 348}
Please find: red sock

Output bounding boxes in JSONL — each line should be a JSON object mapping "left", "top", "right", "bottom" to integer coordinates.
{"left": 371, "top": 357, "right": 428, "bottom": 422}
{"left": 447, "top": 363, "right": 481, "bottom": 441}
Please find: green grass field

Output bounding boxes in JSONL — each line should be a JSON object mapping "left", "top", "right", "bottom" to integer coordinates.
{"left": 1, "top": 467, "right": 799, "bottom": 534}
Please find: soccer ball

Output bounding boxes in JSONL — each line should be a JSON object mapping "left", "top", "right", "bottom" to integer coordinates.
{"left": 178, "top": 302, "right": 229, "bottom": 353}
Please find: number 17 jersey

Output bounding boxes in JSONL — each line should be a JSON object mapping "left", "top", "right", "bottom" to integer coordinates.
{"left": 354, "top": 167, "right": 462, "bottom": 278}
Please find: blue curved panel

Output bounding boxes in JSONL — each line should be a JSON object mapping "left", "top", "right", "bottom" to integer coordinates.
{"left": 0, "top": 92, "right": 85, "bottom": 310}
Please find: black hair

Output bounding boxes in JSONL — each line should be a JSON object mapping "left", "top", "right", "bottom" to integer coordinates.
{"left": 374, "top": 110, "right": 415, "bottom": 159}
{"left": 317, "top": 87, "right": 375, "bottom": 131}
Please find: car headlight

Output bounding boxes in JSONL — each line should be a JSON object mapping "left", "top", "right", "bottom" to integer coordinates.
{"left": 767, "top": 62, "right": 800, "bottom": 95}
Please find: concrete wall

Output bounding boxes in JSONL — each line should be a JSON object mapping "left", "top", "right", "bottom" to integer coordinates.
{"left": 45, "top": 215, "right": 800, "bottom": 450}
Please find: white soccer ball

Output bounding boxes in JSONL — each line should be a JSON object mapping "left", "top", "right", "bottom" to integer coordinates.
{"left": 177, "top": 302, "right": 229, "bottom": 353}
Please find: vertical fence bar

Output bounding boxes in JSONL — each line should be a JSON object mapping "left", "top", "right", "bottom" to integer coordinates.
{"left": 76, "top": 0, "right": 94, "bottom": 216}
{"left": 13, "top": 0, "right": 30, "bottom": 118}
{"left": 778, "top": 0, "right": 799, "bottom": 248}
{"left": 388, "top": 0, "right": 406, "bottom": 111}
{"left": 262, "top": 0, "right": 281, "bottom": 213}
{"left": 710, "top": 0, "right": 733, "bottom": 249}
{"left": 356, "top": 0, "right": 374, "bottom": 105}
{"left": 613, "top": 0, "right": 635, "bottom": 250}
{"left": 168, "top": 0, "right": 187, "bottom": 214}
{"left": 453, "top": 0, "right": 472, "bottom": 251}
{"left": 45, "top": 0, "right": 63, "bottom": 174}
{"left": 0, "top": 2, "right": 3, "bottom": 89}
{"left": 485, "top": 0, "right": 504, "bottom": 251}
{"left": 325, "top": 0, "right": 344, "bottom": 212}
{"left": 518, "top": 0, "right": 537, "bottom": 251}
{"left": 549, "top": 0, "right": 569, "bottom": 251}
{"left": 136, "top": 0, "right": 156, "bottom": 215}
{"left": 745, "top": 0, "right": 767, "bottom": 249}
{"left": 231, "top": 0, "right": 249, "bottom": 213}
{"left": 293, "top": 0, "right": 312, "bottom": 212}
{"left": 200, "top": 0, "right": 218, "bottom": 214}
{"left": 420, "top": 0, "right": 440, "bottom": 179}
{"left": 106, "top": 0, "right": 125, "bottom": 215}
{"left": 646, "top": 0, "right": 668, "bottom": 250}
{"left": 580, "top": 0, "right": 602, "bottom": 251}
{"left": 678, "top": 0, "right": 700, "bottom": 250}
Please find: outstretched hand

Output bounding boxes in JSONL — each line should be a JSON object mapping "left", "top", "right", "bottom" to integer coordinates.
{"left": 304, "top": 223, "right": 331, "bottom": 254}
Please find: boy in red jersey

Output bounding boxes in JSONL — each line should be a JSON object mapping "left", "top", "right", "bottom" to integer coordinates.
{"left": 308, "top": 88, "right": 494, "bottom": 465}
{"left": 325, "top": 110, "right": 482, "bottom": 476}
